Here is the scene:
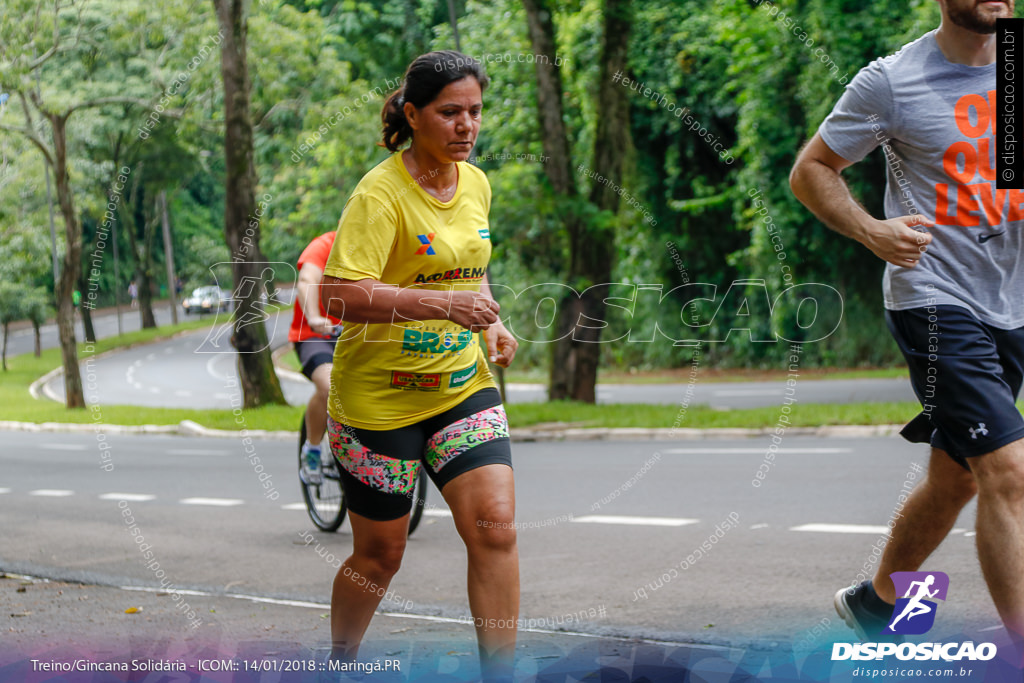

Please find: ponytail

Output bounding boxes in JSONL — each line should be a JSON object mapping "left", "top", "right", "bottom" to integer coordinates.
{"left": 381, "top": 90, "right": 411, "bottom": 153}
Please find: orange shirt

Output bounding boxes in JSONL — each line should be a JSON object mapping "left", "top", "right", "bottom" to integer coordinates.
{"left": 288, "top": 232, "right": 342, "bottom": 343}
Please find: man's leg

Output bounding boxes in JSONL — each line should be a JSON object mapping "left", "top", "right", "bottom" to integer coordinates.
{"left": 305, "top": 363, "right": 332, "bottom": 445}
{"left": 872, "top": 448, "right": 977, "bottom": 603}
{"left": 968, "top": 438, "right": 1024, "bottom": 639}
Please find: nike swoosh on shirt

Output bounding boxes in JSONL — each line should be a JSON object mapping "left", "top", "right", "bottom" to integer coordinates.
{"left": 978, "top": 232, "right": 1005, "bottom": 244}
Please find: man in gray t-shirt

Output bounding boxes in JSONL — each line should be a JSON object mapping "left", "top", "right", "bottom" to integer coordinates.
{"left": 791, "top": 0, "right": 1024, "bottom": 647}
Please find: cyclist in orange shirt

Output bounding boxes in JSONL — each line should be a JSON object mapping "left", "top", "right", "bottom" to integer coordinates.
{"left": 288, "top": 231, "right": 342, "bottom": 484}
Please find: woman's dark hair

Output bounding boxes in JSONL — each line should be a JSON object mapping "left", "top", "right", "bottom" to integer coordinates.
{"left": 381, "top": 50, "right": 490, "bottom": 152}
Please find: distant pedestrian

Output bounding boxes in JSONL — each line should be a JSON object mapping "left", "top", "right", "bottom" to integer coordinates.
{"left": 128, "top": 281, "right": 138, "bottom": 309}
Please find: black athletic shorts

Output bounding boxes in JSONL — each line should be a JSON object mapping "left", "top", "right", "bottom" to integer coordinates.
{"left": 294, "top": 337, "right": 337, "bottom": 381}
{"left": 887, "top": 305, "right": 1024, "bottom": 469}
{"left": 326, "top": 388, "right": 512, "bottom": 521}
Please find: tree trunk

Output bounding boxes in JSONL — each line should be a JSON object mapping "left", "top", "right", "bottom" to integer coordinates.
{"left": 563, "top": 0, "right": 631, "bottom": 402}
{"left": 80, "top": 303, "right": 96, "bottom": 343}
{"left": 137, "top": 263, "right": 157, "bottom": 328}
{"left": 522, "top": 0, "right": 575, "bottom": 196}
{"left": 120, "top": 170, "right": 159, "bottom": 330}
{"left": 50, "top": 114, "right": 86, "bottom": 408}
{"left": 2, "top": 322, "right": 8, "bottom": 371}
{"left": 214, "top": 0, "right": 286, "bottom": 408}
{"left": 523, "top": 0, "right": 631, "bottom": 402}
{"left": 522, "top": 0, "right": 583, "bottom": 400}
{"left": 138, "top": 205, "right": 159, "bottom": 329}
{"left": 78, "top": 271, "right": 97, "bottom": 343}
{"left": 33, "top": 321, "right": 41, "bottom": 357}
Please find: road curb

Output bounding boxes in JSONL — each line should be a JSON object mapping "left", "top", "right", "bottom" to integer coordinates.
{"left": 0, "top": 419, "right": 904, "bottom": 441}
{"left": 28, "top": 366, "right": 65, "bottom": 401}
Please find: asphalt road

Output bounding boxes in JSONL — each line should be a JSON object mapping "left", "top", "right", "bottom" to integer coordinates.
{"left": 0, "top": 430, "right": 997, "bottom": 648}
{"left": 43, "top": 312, "right": 313, "bottom": 408}
{"left": 41, "top": 312, "right": 917, "bottom": 409}
{"left": 6, "top": 302, "right": 192, "bottom": 359}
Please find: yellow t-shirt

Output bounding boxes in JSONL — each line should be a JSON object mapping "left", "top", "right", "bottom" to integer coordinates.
{"left": 323, "top": 152, "right": 497, "bottom": 429}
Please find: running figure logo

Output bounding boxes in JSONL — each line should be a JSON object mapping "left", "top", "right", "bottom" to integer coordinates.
{"left": 884, "top": 571, "right": 949, "bottom": 635}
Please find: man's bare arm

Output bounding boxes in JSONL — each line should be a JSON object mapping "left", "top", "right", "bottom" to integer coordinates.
{"left": 789, "top": 132, "right": 933, "bottom": 268}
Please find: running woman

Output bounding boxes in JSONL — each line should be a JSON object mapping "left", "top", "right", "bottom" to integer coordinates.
{"left": 319, "top": 51, "right": 519, "bottom": 681}
{"left": 790, "top": 0, "right": 1023, "bottom": 646}
{"left": 289, "top": 230, "right": 342, "bottom": 484}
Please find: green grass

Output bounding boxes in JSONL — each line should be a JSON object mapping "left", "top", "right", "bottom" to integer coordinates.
{"left": 1, "top": 318, "right": 304, "bottom": 429}
{"left": 502, "top": 366, "right": 909, "bottom": 385}
{"left": 2, "top": 321, "right": 920, "bottom": 432}
{"left": 505, "top": 401, "right": 920, "bottom": 429}
{"left": 277, "top": 351, "right": 302, "bottom": 374}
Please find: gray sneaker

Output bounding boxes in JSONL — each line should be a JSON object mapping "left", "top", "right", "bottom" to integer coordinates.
{"left": 834, "top": 581, "right": 903, "bottom": 643}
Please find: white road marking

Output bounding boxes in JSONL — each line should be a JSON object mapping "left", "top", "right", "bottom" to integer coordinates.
{"left": 572, "top": 515, "right": 698, "bottom": 527}
{"left": 166, "top": 449, "right": 230, "bottom": 456}
{"left": 280, "top": 503, "right": 306, "bottom": 511}
{"left": 791, "top": 523, "right": 891, "bottom": 534}
{"left": 205, "top": 352, "right": 235, "bottom": 382}
{"left": 148, "top": 387, "right": 161, "bottom": 394}
{"left": 712, "top": 389, "right": 783, "bottom": 397}
{"left": 179, "top": 497, "right": 244, "bottom": 507}
{"left": 145, "top": 352, "right": 156, "bottom": 361}
{"left": 0, "top": 488, "right": 10, "bottom": 494}
{"left": 664, "top": 448, "right": 851, "bottom": 455}
{"left": 174, "top": 390, "right": 192, "bottom": 397}
{"left": 99, "top": 493, "right": 156, "bottom": 502}
{"left": 29, "top": 489, "right": 74, "bottom": 497}
{"left": 750, "top": 523, "right": 769, "bottom": 530}
{"left": 0, "top": 570, "right": 725, "bottom": 648}
{"left": 41, "top": 444, "right": 87, "bottom": 451}
{"left": 423, "top": 509, "right": 452, "bottom": 518}
{"left": 791, "top": 523, "right": 966, "bottom": 535}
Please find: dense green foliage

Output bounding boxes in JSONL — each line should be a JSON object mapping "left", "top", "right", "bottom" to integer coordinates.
{"left": 2, "top": 0, "right": 999, "bottom": 373}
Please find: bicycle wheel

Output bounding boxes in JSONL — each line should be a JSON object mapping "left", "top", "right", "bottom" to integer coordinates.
{"left": 407, "top": 466, "right": 427, "bottom": 536}
{"left": 299, "top": 412, "right": 346, "bottom": 532}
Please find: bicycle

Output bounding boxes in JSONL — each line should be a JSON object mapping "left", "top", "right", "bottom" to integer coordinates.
{"left": 298, "top": 410, "right": 427, "bottom": 535}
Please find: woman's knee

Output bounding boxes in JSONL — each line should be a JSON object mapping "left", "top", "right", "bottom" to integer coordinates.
{"left": 352, "top": 536, "right": 407, "bottom": 577}
{"left": 467, "top": 506, "right": 518, "bottom": 552}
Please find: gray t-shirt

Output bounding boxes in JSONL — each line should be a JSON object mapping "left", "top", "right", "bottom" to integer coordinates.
{"left": 820, "top": 30, "right": 1024, "bottom": 329}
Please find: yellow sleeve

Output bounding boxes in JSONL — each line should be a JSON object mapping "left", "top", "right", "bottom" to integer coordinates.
{"left": 324, "top": 192, "right": 399, "bottom": 281}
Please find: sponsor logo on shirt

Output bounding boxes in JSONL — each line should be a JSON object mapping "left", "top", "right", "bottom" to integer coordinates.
{"left": 390, "top": 371, "right": 441, "bottom": 391}
{"left": 413, "top": 266, "right": 487, "bottom": 284}
{"left": 449, "top": 363, "right": 478, "bottom": 389}
{"left": 402, "top": 329, "right": 473, "bottom": 354}
{"left": 936, "top": 90, "right": 1024, "bottom": 227}
{"left": 478, "top": 228, "right": 490, "bottom": 239}
{"left": 415, "top": 233, "right": 436, "bottom": 255}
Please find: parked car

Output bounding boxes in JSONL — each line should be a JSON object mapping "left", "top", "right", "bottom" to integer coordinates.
{"left": 182, "top": 286, "right": 231, "bottom": 315}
